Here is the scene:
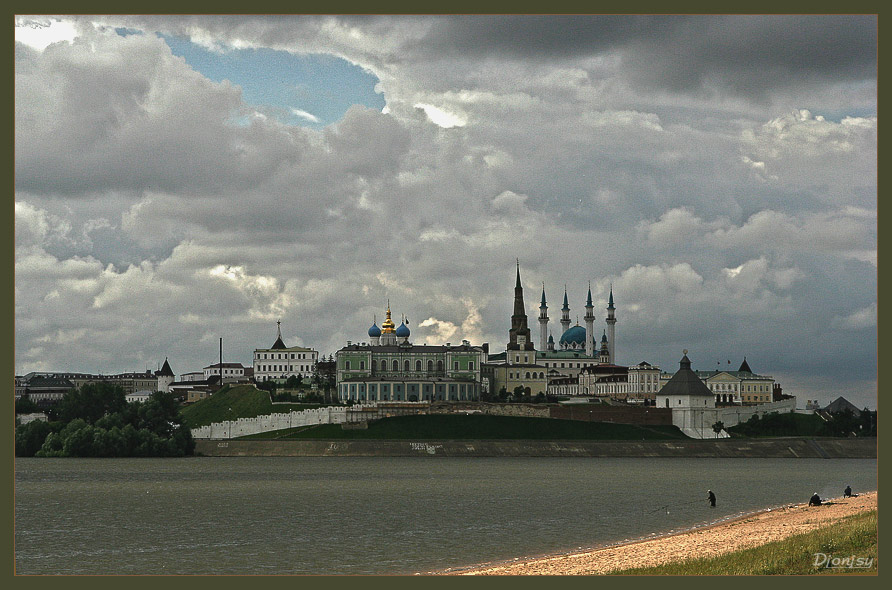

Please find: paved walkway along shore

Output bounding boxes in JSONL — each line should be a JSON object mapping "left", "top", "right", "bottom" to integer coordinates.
{"left": 441, "top": 491, "right": 877, "bottom": 575}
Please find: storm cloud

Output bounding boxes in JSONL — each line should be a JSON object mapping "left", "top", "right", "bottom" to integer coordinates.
{"left": 15, "top": 15, "right": 877, "bottom": 408}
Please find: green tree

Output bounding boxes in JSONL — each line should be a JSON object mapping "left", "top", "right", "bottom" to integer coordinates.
{"left": 37, "top": 432, "right": 65, "bottom": 457}
{"left": 54, "top": 382, "right": 127, "bottom": 424}
{"left": 712, "top": 421, "right": 724, "bottom": 438}
{"left": 15, "top": 397, "right": 40, "bottom": 415}
{"left": 15, "top": 420, "right": 53, "bottom": 457}
{"left": 62, "top": 422, "right": 96, "bottom": 457}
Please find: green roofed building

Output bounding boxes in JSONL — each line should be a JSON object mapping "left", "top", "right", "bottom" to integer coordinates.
{"left": 336, "top": 304, "right": 486, "bottom": 402}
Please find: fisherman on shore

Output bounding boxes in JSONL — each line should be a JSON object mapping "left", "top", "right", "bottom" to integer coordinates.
{"left": 808, "top": 492, "right": 822, "bottom": 506}
{"left": 707, "top": 490, "right": 716, "bottom": 507}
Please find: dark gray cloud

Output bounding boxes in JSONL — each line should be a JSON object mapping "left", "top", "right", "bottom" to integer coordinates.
{"left": 14, "top": 15, "right": 877, "bottom": 409}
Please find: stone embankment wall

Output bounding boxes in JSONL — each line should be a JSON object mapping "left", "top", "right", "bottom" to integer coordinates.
{"left": 191, "top": 399, "right": 797, "bottom": 440}
{"left": 195, "top": 437, "right": 876, "bottom": 458}
{"left": 190, "top": 406, "right": 346, "bottom": 439}
{"left": 672, "top": 398, "right": 798, "bottom": 439}
{"left": 190, "top": 402, "right": 431, "bottom": 439}
{"left": 477, "top": 403, "right": 550, "bottom": 418}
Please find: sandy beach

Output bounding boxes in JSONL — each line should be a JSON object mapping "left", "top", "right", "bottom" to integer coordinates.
{"left": 442, "top": 491, "right": 877, "bottom": 575}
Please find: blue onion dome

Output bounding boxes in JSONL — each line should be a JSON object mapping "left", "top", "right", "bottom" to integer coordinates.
{"left": 559, "top": 325, "right": 586, "bottom": 346}
{"left": 601, "top": 331, "right": 608, "bottom": 343}
{"left": 396, "top": 321, "right": 410, "bottom": 338}
{"left": 368, "top": 322, "right": 381, "bottom": 337}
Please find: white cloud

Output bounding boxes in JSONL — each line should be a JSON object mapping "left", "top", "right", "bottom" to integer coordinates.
{"left": 831, "top": 303, "right": 877, "bottom": 331}
{"left": 15, "top": 17, "right": 79, "bottom": 51}
{"left": 291, "top": 108, "right": 321, "bottom": 123}
{"left": 414, "top": 103, "right": 467, "bottom": 128}
{"left": 13, "top": 15, "right": 876, "bottom": 408}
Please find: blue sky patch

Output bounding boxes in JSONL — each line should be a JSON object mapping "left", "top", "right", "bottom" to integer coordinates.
{"left": 160, "top": 34, "right": 385, "bottom": 128}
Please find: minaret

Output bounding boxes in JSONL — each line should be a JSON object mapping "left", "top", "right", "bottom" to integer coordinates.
{"left": 584, "top": 282, "right": 595, "bottom": 357}
{"left": 508, "top": 261, "right": 535, "bottom": 351}
{"left": 560, "top": 285, "right": 571, "bottom": 336}
{"left": 538, "top": 283, "right": 549, "bottom": 351}
{"left": 606, "top": 285, "right": 616, "bottom": 364}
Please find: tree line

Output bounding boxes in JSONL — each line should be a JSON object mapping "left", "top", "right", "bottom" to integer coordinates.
{"left": 15, "top": 383, "right": 195, "bottom": 457}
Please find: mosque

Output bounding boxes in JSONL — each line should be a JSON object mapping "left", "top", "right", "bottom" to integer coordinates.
{"left": 535, "top": 280, "right": 617, "bottom": 380}
{"left": 483, "top": 263, "right": 624, "bottom": 397}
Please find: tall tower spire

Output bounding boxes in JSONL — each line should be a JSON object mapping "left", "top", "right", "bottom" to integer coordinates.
{"left": 538, "top": 283, "right": 549, "bottom": 351}
{"left": 584, "top": 282, "right": 595, "bottom": 357}
{"left": 606, "top": 284, "right": 617, "bottom": 364}
{"left": 560, "top": 285, "right": 571, "bottom": 336}
{"left": 508, "top": 262, "right": 534, "bottom": 351}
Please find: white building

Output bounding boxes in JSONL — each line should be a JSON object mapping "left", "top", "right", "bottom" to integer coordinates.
{"left": 154, "top": 358, "right": 175, "bottom": 393}
{"left": 203, "top": 362, "right": 246, "bottom": 381}
{"left": 253, "top": 321, "right": 319, "bottom": 382}
{"left": 125, "top": 390, "right": 153, "bottom": 403}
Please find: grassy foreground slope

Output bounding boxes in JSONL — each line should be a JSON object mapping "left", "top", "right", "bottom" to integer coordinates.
{"left": 612, "top": 510, "right": 877, "bottom": 575}
{"left": 179, "top": 385, "right": 323, "bottom": 428}
{"left": 265, "top": 414, "right": 688, "bottom": 440}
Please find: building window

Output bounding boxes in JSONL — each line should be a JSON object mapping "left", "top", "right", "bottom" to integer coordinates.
{"left": 469, "top": 361, "right": 474, "bottom": 371}
{"left": 405, "top": 360, "right": 410, "bottom": 372}
{"left": 393, "top": 360, "right": 399, "bottom": 372}
{"left": 345, "top": 361, "right": 351, "bottom": 371}
{"left": 454, "top": 361, "right": 459, "bottom": 371}
{"left": 428, "top": 360, "right": 434, "bottom": 372}
{"left": 416, "top": 360, "right": 422, "bottom": 372}
{"left": 438, "top": 360, "right": 444, "bottom": 372}
{"left": 359, "top": 361, "right": 365, "bottom": 370}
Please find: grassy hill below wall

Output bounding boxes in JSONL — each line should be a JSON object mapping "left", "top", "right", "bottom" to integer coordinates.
{"left": 179, "top": 385, "right": 326, "bottom": 429}
{"left": 251, "top": 414, "right": 689, "bottom": 440}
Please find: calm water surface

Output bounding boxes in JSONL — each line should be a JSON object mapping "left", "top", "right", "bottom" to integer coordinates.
{"left": 15, "top": 456, "right": 876, "bottom": 575}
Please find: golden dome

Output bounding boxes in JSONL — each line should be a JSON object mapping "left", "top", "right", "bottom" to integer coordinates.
{"left": 381, "top": 304, "right": 396, "bottom": 333}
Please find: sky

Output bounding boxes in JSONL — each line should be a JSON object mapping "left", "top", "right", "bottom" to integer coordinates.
{"left": 14, "top": 15, "right": 877, "bottom": 409}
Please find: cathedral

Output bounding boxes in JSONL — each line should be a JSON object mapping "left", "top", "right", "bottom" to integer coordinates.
{"left": 335, "top": 302, "right": 486, "bottom": 402}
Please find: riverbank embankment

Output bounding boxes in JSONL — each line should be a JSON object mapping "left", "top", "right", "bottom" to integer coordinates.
{"left": 194, "top": 437, "right": 875, "bottom": 458}
{"left": 445, "top": 491, "right": 878, "bottom": 575}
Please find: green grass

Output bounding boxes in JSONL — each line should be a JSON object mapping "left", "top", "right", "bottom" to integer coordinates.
{"left": 728, "top": 412, "right": 825, "bottom": 438}
{"left": 178, "top": 385, "right": 326, "bottom": 428}
{"left": 260, "top": 414, "right": 688, "bottom": 440}
{"left": 611, "top": 510, "right": 877, "bottom": 575}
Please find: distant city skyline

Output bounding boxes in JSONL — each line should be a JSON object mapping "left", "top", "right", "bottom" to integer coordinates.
{"left": 15, "top": 15, "right": 877, "bottom": 409}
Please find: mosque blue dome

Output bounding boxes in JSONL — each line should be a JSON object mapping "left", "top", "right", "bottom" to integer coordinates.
{"left": 368, "top": 323, "right": 381, "bottom": 337}
{"left": 559, "top": 325, "right": 586, "bottom": 346}
{"left": 396, "top": 322, "right": 410, "bottom": 338}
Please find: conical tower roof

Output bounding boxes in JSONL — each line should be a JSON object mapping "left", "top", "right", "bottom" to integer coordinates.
{"left": 156, "top": 358, "right": 174, "bottom": 377}
{"left": 271, "top": 320, "right": 287, "bottom": 349}
{"left": 738, "top": 357, "right": 753, "bottom": 373}
{"left": 661, "top": 352, "right": 713, "bottom": 397}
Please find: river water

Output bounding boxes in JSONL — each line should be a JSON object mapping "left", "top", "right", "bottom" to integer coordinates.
{"left": 15, "top": 456, "right": 876, "bottom": 575}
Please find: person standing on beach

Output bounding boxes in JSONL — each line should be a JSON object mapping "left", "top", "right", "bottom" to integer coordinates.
{"left": 844, "top": 485, "right": 853, "bottom": 498}
{"left": 707, "top": 490, "right": 716, "bottom": 507}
